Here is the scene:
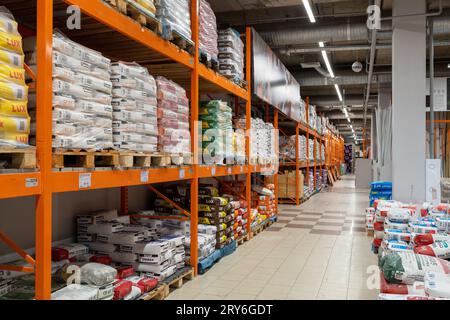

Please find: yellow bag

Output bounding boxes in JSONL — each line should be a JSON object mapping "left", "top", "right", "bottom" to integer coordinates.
{"left": 135, "top": 0, "right": 156, "bottom": 14}
{"left": 0, "top": 15, "right": 18, "bottom": 35}
{"left": 0, "top": 63, "right": 25, "bottom": 84}
{"left": 0, "top": 80, "right": 28, "bottom": 101}
{"left": 0, "top": 131, "right": 28, "bottom": 144}
{"left": 0, "top": 98, "right": 28, "bottom": 117}
{"left": 0, "top": 48, "right": 23, "bottom": 67}
{"left": 0, "top": 114, "right": 30, "bottom": 134}
{"left": 0, "top": 30, "right": 23, "bottom": 53}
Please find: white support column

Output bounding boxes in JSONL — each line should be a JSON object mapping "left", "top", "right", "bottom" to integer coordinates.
{"left": 392, "top": 0, "right": 427, "bottom": 202}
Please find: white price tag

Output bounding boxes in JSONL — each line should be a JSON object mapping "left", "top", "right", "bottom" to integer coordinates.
{"left": 140, "top": 171, "right": 149, "bottom": 183}
{"left": 79, "top": 173, "right": 92, "bottom": 189}
{"left": 179, "top": 168, "right": 185, "bottom": 179}
{"left": 211, "top": 166, "right": 216, "bottom": 176}
{"left": 240, "top": 166, "right": 244, "bottom": 173}
{"left": 25, "top": 178, "right": 38, "bottom": 188}
{"left": 254, "top": 165, "right": 257, "bottom": 172}
{"left": 227, "top": 167, "right": 232, "bottom": 175}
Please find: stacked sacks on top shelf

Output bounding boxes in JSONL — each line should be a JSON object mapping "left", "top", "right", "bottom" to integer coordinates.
{"left": 156, "top": 77, "right": 190, "bottom": 156}
{"left": 0, "top": 8, "right": 30, "bottom": 148}
{"left": 111, "top": 62, "right": 158, "bottom": 153}
{"left": 200, "top": 100, "right": 233, "bottom": 165}
{"left": 198, "top": 185, "right": 234, "bottom": 249}
{"left": 233, "top": 127, "right": 246, "bottom": 165}
{"left": 218, "top": 28, "right": 244, "bottom": 83}
{"left": 156, "top": 0, "right": 191, "bottom": 41}
{"left": 199, "top": 0, "right": 218, "bottom": 62}
{"left": 51, "top": 32, "right": 113, "bottom": 150}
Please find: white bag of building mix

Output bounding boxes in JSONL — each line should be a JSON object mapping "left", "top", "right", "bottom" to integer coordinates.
{"left": 424, "top": 271, "right": 450, "bottom": 298}
{"left": 380, "top": 252, "right": 450, "bottom": 285}
{"left": 414, "top": 241, "right": 450, "bottom": 260}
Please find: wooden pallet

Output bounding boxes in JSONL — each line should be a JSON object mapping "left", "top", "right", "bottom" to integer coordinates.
{"left": 200, "top": 51, "right": 219, "bottom": 71}
{"left": 140, "top": 284, "right": 169, "bottom": 300}
{"left": 164, "top": 267, "right": 194, "bottom": 291}
{"left": 105, "top": 0, "right": 162, "bottom": 34}
{"left": 119, "top": 152, "right": 153, "bottom": 168}
{"left": 0, "top": 148, "right": 36, "bottom": 169}
{"left": 367, "top": 229, "right": 374, "bottom": 237}
{"left": 52, "top": 150, "right": 119, "bottom": 169}
{"left": 236, "top": 234, "right": 249, "bottom": 246}
{"left": 161, "top": 24, "right": 195, "bottom": 55}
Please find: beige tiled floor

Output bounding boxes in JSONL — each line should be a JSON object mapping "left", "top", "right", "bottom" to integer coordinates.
{"left": 167, "top": 175, "right": 379, "bottom": 300}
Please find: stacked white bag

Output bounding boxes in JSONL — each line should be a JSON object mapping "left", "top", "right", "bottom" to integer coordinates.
{"left": 156, "top": 0, "right": 192, "bottom": 40}
{"left": 110, "top": 62, "right": 158, "bottom": 153}
{"left": 218, "top": 28, "right": 244, "bottom": 82}
{"left": 52, "top": 32, "right": 113, "bottom": 150}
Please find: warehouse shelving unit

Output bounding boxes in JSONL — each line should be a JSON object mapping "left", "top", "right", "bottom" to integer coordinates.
{"left": 0, "top": 1, "right": 342, "bottom": 300}
{"left": 278, "top": 96, "right": 327, "bottom": 205}
{"left": 0, "top": 0, "right": 278, "bottom": 300}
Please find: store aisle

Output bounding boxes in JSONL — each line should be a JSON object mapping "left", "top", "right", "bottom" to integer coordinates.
{"left": 167, "top": 175, "right": 378, "bottom": 300}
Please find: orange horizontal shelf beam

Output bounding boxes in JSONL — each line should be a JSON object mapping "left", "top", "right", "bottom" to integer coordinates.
{"left": 0, "top": 172, "right": 42, "bottom": 199}
{"left": 199, "top": 64, "right": 249, "bottom": 100}
{"left": 50, "top": 167, "right": 193, "bottom": 193}
{"left": 198, "top": 165, "right": 248, "bottom": 178}
{"left": 0, "top": 265, "right": 34, "bottom": 273}
{"left": 64, "top": 0, "right": 194, "bottom": 69}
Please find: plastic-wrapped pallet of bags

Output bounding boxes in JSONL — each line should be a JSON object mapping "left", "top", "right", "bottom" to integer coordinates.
{"left": 156, "top": 0, "right": 192, "bottom": 40}
{"left": 199, "top": 0, "right": 218, "bottom": 61}
{"left": 218, "top": 28, "right": 244, "bottom": 82}
{"left": 51, "top": 31, "right": 113, "bottom": 151}
{"left": 0, "top": 7, "right": 30, "bottom": 148}
{"left": 156, "top": 76, "right": 190, "bottom": 155}
{"left": 111, "top": 61, "right": 158, "bottom": 153}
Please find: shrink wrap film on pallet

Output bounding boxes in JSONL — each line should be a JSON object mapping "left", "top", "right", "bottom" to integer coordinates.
{"left": 199, "top": 0, "right": 218, "bottom": 61}
{"left": 218, "top": 28, "right": 244, "bottom": 82}
{"left": 0, "top": 7, "right": 30, "bottom": 148}
{"left": 111, "top": 61, "right": 158, "bottom": 153}
{"left": 156, "top": 76, "right": 190, "bottom": 154}
{"left": 155, "top": 0, "right": 192, "bottom": 40}
{"left": 50, "top": 31, "right": 113, "bottom": 150}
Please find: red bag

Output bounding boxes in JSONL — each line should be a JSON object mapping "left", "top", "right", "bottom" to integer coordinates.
{"left": 113, "top": 280, "right": 133, "bottom": 300}
{"left": 90, "top": 255, "right": 112, "bottom": 265}
{"left": 116, "top": 266, "right": 135, "bottom": 279}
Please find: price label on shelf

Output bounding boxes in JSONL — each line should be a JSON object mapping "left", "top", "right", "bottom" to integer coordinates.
{"left": 140, "top": 171, "right": 149, "bottom": 183}
{"left": 254, "top": 165, "right": 257, "bottom": 172}
{"left": 227, "top": 167, "right": 232, "bottom": 175}
{"left": 79, "top": 173, "right": 92, "bottom": 189}
{"left": 211, "top": 167, "right": 216, "bottom": 176}
{"left": 240, "top": 166, "right": 244, "bottom": 173}
{"left": 25, "top": 178, "right": 38, "bottom": 188}
{"left": 179, "top": 168, "right": 185, "bottom": 179}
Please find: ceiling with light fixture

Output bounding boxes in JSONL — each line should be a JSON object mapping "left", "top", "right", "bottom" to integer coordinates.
{"left": 208, "top": 0, "right": 450, "bottom": 143}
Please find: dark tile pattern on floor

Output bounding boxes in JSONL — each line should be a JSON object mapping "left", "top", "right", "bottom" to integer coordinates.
{"left": 275, "top": 206, "right": 366, "bottom": 236}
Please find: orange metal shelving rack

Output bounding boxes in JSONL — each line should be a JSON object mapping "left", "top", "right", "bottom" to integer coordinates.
{"left": 0, "top": 1, "right": 340, "bottom": 300}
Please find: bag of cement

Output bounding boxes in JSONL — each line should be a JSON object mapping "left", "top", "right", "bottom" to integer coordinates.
{"left": 51, "top": 284, "right": 98, "bottom": 300}
{"left": 414, "top": 233, "right": 450, "bottom": 246}
{"left": 380, "top": 252, "right": 450, "bottom": 285}
{"left": 384, "top": 229, "right": 411, "bottom": 242}
{"left": 387, "top": 208, "right": 412, "bottom": 223}
{"left": 424, "top": 271, "right": 450, "bottom": 298}
{"left": 415, "top": 241, "right": 450, "bottom": 259}
{"left": 80, "top": 263, "right": 117, "bottom": 286}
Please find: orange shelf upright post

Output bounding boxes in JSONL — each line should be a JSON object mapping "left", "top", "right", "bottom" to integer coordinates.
{"left": 295, "top": 122, "right": 300, "bottom": 206}
{"left": 274, "top": 109, "right": 279, "bottom": 215}
{"left": 35, "top": 0, "right": 53, "bottom": 300}
{"left": 305, "top": 97, "right": 310, "bottom": 186}
{"left": 313, "top": 135, "right": 317, "bottom": 191}
{"left": 190, "top": 0, "right": 199, "bottom": 276}
{"left": 245, "top": 27, "right": 252, "bottom": 235}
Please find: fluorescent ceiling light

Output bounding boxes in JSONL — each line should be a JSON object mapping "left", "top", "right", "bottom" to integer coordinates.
{"left": 322, "top": 50, "right": 335, "bottom": 78}
{"left": 302, "top": 0, "right": 316, "bottom": 23}
{"left": 335, "top": 84, "right": 343, "bottom": 102}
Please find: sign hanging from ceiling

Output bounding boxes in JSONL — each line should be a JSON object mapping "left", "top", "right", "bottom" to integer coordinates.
{"left": 251, "top": 28, "right": 302, "bottom": 121}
